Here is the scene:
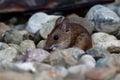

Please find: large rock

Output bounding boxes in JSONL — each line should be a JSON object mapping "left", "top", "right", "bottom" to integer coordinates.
{"left": 86, "top": 5, "right": 120, "bottom": 33}
{"left": 26, "top": 12, "right": 60, "bottom": 33}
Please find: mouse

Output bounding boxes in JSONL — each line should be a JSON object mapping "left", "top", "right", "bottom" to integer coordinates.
{"left": 44, "top": 17, "right": 92, "bottom": 51}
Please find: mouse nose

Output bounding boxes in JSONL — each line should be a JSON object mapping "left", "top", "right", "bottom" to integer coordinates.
{"left": 44, "top": 46, "right": 52, "bottom": 52}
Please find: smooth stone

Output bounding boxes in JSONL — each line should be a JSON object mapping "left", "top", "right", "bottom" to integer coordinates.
{"left": 37, "top": 40, "right": 46, "bottom": 49}
{"left": 96, "top": 40, "right": 120, "bottom": 53}
{"left": 47, "top": 48, "right": 85, "bottom": 67}
{"left": 67, "top": 14, "right": 94, "bottom": 34}
{"left": 20, "top": 40, "right": 36, "bottom": 53}
{"left": 92, "top": 32, "right": 117, "bottom": 46}
{"left": 86, "top": 46, "right": 110, "bottom": 59}
{"left": 19, "top": 30, "right": 31, "bottom": 40}
{"left": 26, "top": 49, "right": 50, "bottom": 62}
{"left": 52, "top": 66, "right": 68, "bottom": 77}
{"left": 114, "top": 74, "right": 120, "bottom": 80}
{"left": 26, "top": 12, "right": 60, "bottom": 33}
{"left": 0, "top": 22, "right": 11, "bottom": 35}
{"left": 35, "top": 70, "right": 63, "bottom": 80}
{"left": 96, "top": 58, "right": 109, "bottom": 67}
{"left": 0, "top": 42, "right": 9, "bottom": 50}
{"left": 0, "top": 47, "right": 18, "bottom": 63}
{"left": 14, "top": 24, "right": 26, "bottom": 30}
{"left": 39, "top": 22, "right": 55, "bottom": 39}
{"left": 3, "top": 29, "right": 23, "bottom": 45}
{"left": 85, "top": 67, "right": 117, "bottom": 80}
{"left": 0, "top": 71, "right": 33, "bottom": 80}
{"left": 86, "top": 5, "right": 120, "bottom": 33}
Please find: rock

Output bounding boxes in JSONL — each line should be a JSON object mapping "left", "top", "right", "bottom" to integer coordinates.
{"left": 0, "top": 71, "right": 33, "bottom": 80}
{"left": 48, "top": 48, "right": 85, "bottom": 67}
{"left": 19, "top": 30, "right": 31, "bottom": 40}
{"left": 0, "top": 42, "right": 9, "bottom": 50}
{"left": 96, "top": 40, "right": 120, "bottom": 53}
{"left": 35, "top": 70, "right": 63, "bottom": 80}
{"left": 117, "top": 6, "right": 120, "bottom": 16}
{"left": 14, "top": 24, "right": 26, "bottom": 30}
{"left": 67, "top": 14, "right": 94, "bottom": 34}
{"left": 92, "top": 32, "right": 117, "bottom": 46}
{"left": 26, "top": 48, "right": 50, "bottom": 62}
{"left": 96, "top": 58, "right": 109, "bottom": 67}
{"left": 86, "top": 5, "right": 120, "bottom": 33}
{"left": 20, "top": 40, "right": 36, "bottom": 53}
{"left": 52, "top": 66, "right": 68, "bottom": 77}
{"left": 114, "top": 74, "right": 120, "bottom": 80}
{"left": 0, "top": 22, "right": 11, "bottom": 35}
{"left": 26, "top": 12, "right": 60, "bottom": 33}
{"left": 86, "top": 46, "right": 111, "bottom": 59}
{"left": 3, "top": 29, "right": 23, "bottom": 45}
{"left": 85, "top": 67, "right": 117, "bottom": 80}
{"left": 68, "top": 55, "right": 95, "bottom": 75}
{"left": 0, "top": 47, "right": 18, "bottom": 63}
{"left": 40, "top": 22, "right": 55, "bottom": 39}
{"left": 34, "top": 30, "right": 42, "bottom": 44}
{"left": 37, "top": 40, "right": 46, "bottom": 49}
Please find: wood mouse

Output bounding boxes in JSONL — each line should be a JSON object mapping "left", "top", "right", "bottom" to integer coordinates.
{"left": 44, "top": 17, "right": 92, "bottom": 51}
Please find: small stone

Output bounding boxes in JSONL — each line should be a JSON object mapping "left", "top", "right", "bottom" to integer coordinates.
{"left": 92, "top": 32, "right": 117, "bottom": 46}
{"left": 67, "top": 14, "right": 94, "bottom": 34}
{"left": 48, "top": 48, "right": 85, "bottom": 67}
{"left": 114, "top": 74, "right": 120, "bottom": 80}
{"left": 34, "top": 30, "right": 42, "bottom": 44}
{"left": 86, "top": 46, "right": 111, "bottom": 59}
{"left": 26, "top": 48, "right": 50, "bottom": 62}
{"left": 19, "top": 30, "right": 31, "bottom": 40}
{"left": 37, "top": 40, "right": 46, "bottom": 49}
{"left": 20, "top": 40, "right": 36, "bottom": 53}
{"left": 85, "top": 67, "right": 117, "bottom": 80}
{"left": 0, "top": 42, "right": 9, "bottom": 50}
{"left": 96, "top": 40, "right": 120, "bottom": 53}
{"left": 26, "top": 12, "right": 60, "bottom": 33}
{"left": 0, "top": 47, "right": 18, "bottom": 63}
{"left": 86, "top": 5, "right": 120, "bottom": 33}
{"left": 96, "top": 58, "right": 109, "bottom": 67}
{"left": 14, "top": 24, "right": 26, "bottom": 30}
{"left": 0, "top": 22, "right": 11, "bottom": 35}
{"left": 40, "top": 22, "right": 55, "bottom": 39}
{"left": 3, "top": 29, "right": 23, "bottom": 45}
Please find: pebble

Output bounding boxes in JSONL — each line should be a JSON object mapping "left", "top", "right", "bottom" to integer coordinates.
{"left": 34, "top": 30, "right": 42, "bottom": 44}
{"left": 48, "top": 48, "right": 85, "bottom": 67}
{"left": 20, "top": 40, "right": 36, "bottom": 53}
{"left": 26, "top": 12, "right": 60, "bottom": 33}
{"left": 86, "top": 5, "right": 120, "bottom": 33}
{"left": 3, "top": 29, "right": 23, "bottom": 45}
{"left": 86, "top": 46, "right": 111, "bottom": 59}
{"left": 67, "top": 14, "right": 94, "bottom": 34}
{"left": 85, "top": 67, "right": 117, "bottom": 80}
{"left": 0, "top": 22, "right": 11, "bottom": 35}
{"left": 37, "top": 40, "right": 46, "bottom": 49}
{"left": 14, "top": 24, "right": 26, "bottom": 30}
{"left": 0, "top": 47, "right": 18, "bottom": 63}
{"left": 26, "top": 48, "right": 50, "bottom": 62}
{"left": 0, "top": 42, "right": 9, "bottom": 50}
{"left": 96, "top": 58, "right": 109, "bottom": 67}
{"left": 92, "top": 32, "right": 117, "bottom": 46}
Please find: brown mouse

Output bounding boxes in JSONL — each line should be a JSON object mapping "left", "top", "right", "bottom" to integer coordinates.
{"left": 44, "top": 17, "right": 92, "bottom": 51}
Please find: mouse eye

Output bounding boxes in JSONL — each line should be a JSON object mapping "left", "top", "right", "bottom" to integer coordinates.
{"left": 53, "top": 35, "right": 59, "bottom": 40}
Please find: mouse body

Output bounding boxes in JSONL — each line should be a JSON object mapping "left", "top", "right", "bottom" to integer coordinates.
{"left": 44, "top": 17, "right": 92, "bottom": 51}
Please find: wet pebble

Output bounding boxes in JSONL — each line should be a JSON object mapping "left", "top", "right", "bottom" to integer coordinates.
{"left": 86, "top": 5, "right": 120, "bottom": 33}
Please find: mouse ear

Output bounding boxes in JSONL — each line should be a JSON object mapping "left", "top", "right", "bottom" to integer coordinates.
{"left": 55, "top": 17, "right": 64, "bottom": 25}
{"left": 61, "top": 18, "right": 70, "bottom": 32}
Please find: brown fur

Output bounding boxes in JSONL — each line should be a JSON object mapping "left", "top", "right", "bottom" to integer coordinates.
{"left": 44, "top": 17, "right": 92, "bottom": 51}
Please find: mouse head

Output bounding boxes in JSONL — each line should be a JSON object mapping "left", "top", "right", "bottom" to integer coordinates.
{"left": 44, "top": 17, "right": 72, "bottom": 51}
